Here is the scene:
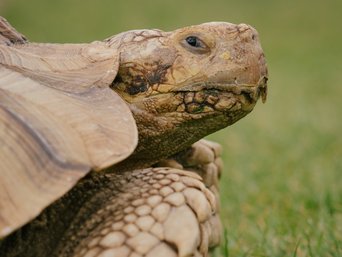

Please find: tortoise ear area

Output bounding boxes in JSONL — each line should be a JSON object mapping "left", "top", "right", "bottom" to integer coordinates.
{"left": 111, "top": 73, "right": 150, "bottom": 96}
{"left": 111, "top": 62, "right": 172, "bottom": 97}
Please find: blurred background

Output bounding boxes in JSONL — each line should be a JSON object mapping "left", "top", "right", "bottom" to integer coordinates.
{"left": 1, "top": 0, "right": 341, "bottom": 256}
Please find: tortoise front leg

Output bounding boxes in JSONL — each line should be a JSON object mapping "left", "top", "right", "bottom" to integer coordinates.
{"left": 57, "top": 167, "right": 221, "bottom": 257}
{"left": 58, "top": 140, "right": 224, "bottom": 257}
{"left": 156, "top": 139, "right": 224, "bottom": 254}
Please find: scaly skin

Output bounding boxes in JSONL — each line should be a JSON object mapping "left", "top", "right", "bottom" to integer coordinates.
{"left": 0, "top": 22, "right": 268, "bottom": 257}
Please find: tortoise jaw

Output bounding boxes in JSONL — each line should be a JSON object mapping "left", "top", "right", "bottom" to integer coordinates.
{"left": 174, "top": 75, "right": 268, "bottom": 105}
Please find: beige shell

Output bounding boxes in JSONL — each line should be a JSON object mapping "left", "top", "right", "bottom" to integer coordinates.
{"left": 0, "top": 17, "right": 138, "bottom": 237}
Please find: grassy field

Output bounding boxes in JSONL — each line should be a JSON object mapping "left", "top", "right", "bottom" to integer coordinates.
{"left": 2, "top": 0, "right": 341, "bottom": 256}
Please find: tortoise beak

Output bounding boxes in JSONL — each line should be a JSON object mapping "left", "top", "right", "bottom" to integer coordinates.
{"left": 257, "top": 50, "right": 269, "bottom": 103}
{"left": 258, "top": 76, "right": 268, "bottom": 103}
{"left": 239, "top": 75, "right": 268, "bottom": 105}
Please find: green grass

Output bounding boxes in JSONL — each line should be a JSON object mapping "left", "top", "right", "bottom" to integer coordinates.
{"left": 2, "top": 0, "right": 341, "bottom": 256}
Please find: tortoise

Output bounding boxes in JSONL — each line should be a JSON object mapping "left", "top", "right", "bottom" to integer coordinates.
{"left": 0, "top": 17, "right": 268, "bottom": 257}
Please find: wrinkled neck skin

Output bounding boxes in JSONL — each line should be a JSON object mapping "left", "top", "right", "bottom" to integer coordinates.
{"left": 114, "top": 104, "right": 250, "bottom": 171}
{"left": 107, "top": 23, "right": 268, "bottom": 171}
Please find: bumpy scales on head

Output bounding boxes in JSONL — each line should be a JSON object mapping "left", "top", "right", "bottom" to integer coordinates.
{"left": 108, "top": 22, "right": 268, "bottom": 170}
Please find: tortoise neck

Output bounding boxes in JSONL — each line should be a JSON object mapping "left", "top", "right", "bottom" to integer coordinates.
{"left": 111, "top": 106, "right": 229, "bottom": 172}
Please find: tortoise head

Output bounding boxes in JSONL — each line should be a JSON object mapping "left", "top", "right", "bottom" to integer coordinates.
{"left": 107, "top": 22, "right": 268, "bottom": 166}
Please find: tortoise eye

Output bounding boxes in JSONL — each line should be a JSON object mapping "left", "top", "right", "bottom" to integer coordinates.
{"left": 183, "top": 36, "right": 209, "bottom": 54}
{"left": 186, "top": 36, "right": 201, "bottom": 47}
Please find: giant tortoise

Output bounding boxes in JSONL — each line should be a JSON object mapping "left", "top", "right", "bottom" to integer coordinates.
{"left": 0, "top": 17, "right": 268, "bottom": 257}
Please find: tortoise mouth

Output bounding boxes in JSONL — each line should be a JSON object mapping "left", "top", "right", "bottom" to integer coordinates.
{"left": 174, "top": 76, "right": 268, "bottom": 107}
{"left": 123, "top": 76, "right": 268, "bottom": 116}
